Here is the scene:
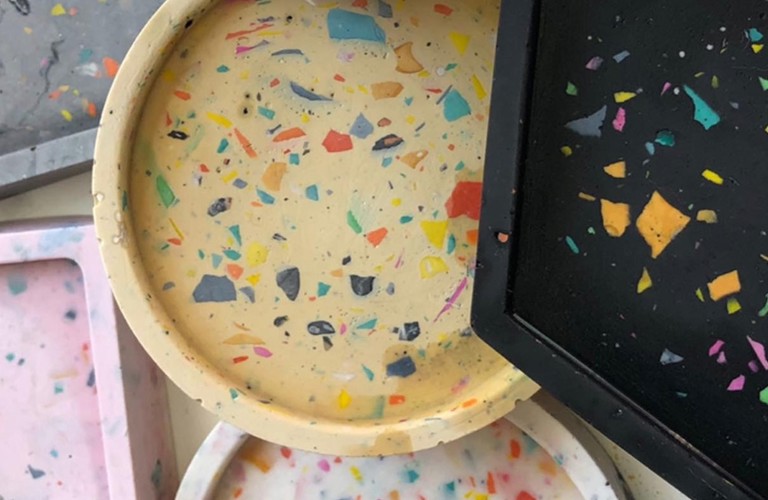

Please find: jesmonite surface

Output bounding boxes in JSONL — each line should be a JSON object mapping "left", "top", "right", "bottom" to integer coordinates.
{"left": 0, "top": 259, "right": 111, "bottom": 499}
{"left": 180, "top": 419, "right": 583, "bottom": 500}
{"left": 94, "top": 0, "right": 537, "bottom": 455}
{"left": 0, "top": 219, "right": 177, "bottom": 499}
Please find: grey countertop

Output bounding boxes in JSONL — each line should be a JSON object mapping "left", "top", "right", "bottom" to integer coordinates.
{"left": 0, "top": 0, "right": 161, "bottom": 154}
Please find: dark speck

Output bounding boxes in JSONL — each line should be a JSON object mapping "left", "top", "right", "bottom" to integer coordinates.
{"left": 386, "top": 356, "right": 416, "bottom": 377}
{"left": 290, "top": 81, "right": 332, "bottom": 101}
{"left": 86, "top": 368, "right": 95, "bottom": 387}
{"left": 308, "top": 321, "right": 335, "bottom": 335}
{"left": 168, "top": 130, "right": 189, "bottom": 140}
{"left": 64, "top": 309, "right": 77, "bottom": 321}
{"left": 207, "top": 197, "right": 232, "bottom": 217}
{"left": 8, "top": 0, "right": 30, "bottom": 15}
{"left": 272, "top": 48, "right": 305, "bottom": 57}
{"left": 350, "top": 275, "right": 375, "bottom": 296}
{"left": 323, "top": 336, "right": 333, "bottom": 351}
{"left": 273, "top": 233, "right": 287, "bottom": 241}
{"left": 151, "top": 460, "right": 162, "bottom": 489}
{"left": 276, "top": 267, "right": 300, "bottom": 301}
{"left": 342, "top": 256, "right": 351, "bottom": 265}
{"left": 377, "top": 0, "right": 393, "bottom": 18}
{"left": 372, "top": 134, "right": 403, "bottom": 151}
{"left": 184, "top": 19, "right": 194, "bottom": 29}
{"left": 239, "top": 286, "right": 255, "bottom": 303}
{"left": 27, "top": 465, "right": 45, "bottom": 479}
{"left": 192, "top": 275, "right": 236, "bottom": 303}
{"left": 400, "top": 322, "right": 420, "bottom": 342}
{"left": 274, "top": 316, "right": 289, "bottom": 327}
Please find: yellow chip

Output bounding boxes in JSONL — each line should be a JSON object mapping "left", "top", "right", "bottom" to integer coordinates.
{"left": 614, "top": 91, "right": 636, "bottom": 103}
{"left": 637, "top": 268, "right": 653, "bottom": 294}
{"left": 727, "top": 298, "right": 742, "bottom": 315}
{"left": 696, "top": 210, "right": 718, "bottom": 224}
{"left": 702, "top": 169, "right": 724, "bottom": 185}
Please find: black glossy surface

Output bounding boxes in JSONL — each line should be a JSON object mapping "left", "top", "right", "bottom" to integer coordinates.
{"left": 474, "top": 0, "right": 768, "bottom": 498}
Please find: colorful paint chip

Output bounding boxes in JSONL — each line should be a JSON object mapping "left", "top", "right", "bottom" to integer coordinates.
{"left": 600, "top": 199, "right": 630, "bottom": 237}
{"left": 635, "top": 191, "right": 690, "bottom": 259}
{"left": 682, "top": 85, "right": 721, "bottom": 130}
{"left": 637, "top": 268, "right": 652, "bottom": 294}
{"left": 603, "top": 161, "right": 626, "bottom": 179}
{"left": 701, "top": 169, "right": 724, "bottom": 185}
{"left": 707, "top": 270, "right": 741, "bottom": 301}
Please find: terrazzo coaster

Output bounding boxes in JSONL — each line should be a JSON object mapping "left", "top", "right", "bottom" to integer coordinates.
{"left": 94, "top": 0, "right": 538, "bottom": 455}
{"left": 0, "top": 218, "right": 177, "bottom": 499}
{"left": 177, "top": 396, "right": 626, "bottom": 500}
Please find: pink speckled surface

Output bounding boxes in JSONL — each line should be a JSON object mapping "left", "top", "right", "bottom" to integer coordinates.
{"left": 0, "top": 259, "right": 110, "bottom": 498}
{"left": 0, "top": 219, "right": 178, "bottom": 499}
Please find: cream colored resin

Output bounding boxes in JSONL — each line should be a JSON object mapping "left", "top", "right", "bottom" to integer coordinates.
{"left": 94, "top": 0, "right": 537, "bottom": 455}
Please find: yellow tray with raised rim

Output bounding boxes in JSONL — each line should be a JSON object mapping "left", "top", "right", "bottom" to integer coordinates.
{"left": 93, "top": 0, "right": 537, "bottom": 456}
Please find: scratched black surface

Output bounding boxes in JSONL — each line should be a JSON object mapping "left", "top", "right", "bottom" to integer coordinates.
{"left": 511, "top": 0, "right": 768, "bottom": 496}
{"left": 0, "top": 0, "right": 161, "bottom": 154}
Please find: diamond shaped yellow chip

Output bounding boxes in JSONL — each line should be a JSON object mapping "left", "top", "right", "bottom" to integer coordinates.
{"left": 636, "top": 191, "right": 691, "bottom": 258}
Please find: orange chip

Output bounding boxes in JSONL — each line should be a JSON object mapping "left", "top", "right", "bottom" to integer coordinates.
{"left": 400, "top": 150, "right": 428, "bottom": 168}
{"left": 466, "top": 229, "right": 478, "bottom": 245}
{"left": 366, "top": 227, "right": 388, "bottom": 247}
{"left": 103, "top": 57, "right": 120, "bottom": 78}
{"left": 603, "top": 161, "right": 626, "bottom": 179}
{"left": 636, "top": 191, "right": 690, "bottom": 258}
{"left": 707, "top": 270, "right": 741, "bottom": 301}
{"left": 226, "top": 264, "right": 244, "bottom": 280}
{"left": 262, "top": 162, "right": 287, "bottom": 191}
{"left": 273, "top": 127, "right": 305, "bottom": 142}
{"left": 371, "top": 81, "right": 404, "bottom": 100}
{"left": 600, "top": 199, "right": 630, "bottom": 237}
{"left": 388, "top": 394, "right": 406, "bottom": 405}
